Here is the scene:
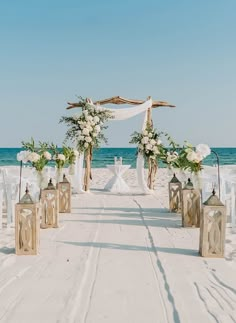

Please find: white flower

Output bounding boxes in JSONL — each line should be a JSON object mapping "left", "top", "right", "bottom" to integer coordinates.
{"left": 196, "top": 144, "right": 211, "bottom": 158}
{"left": 93, "top": 116, "right": 100, "bottom": 123}
{"left": 143, "top": 130, "right": 148, "bottom": 136}
{"left": 186, "top": 151, "right": 197, "bottom": 162}
{"left": 17, "top": 150, "right": 30, "bottom": 163}
{"left": 82, "top": 128, "right": 90, "bottom": 136}
{"left": 141, "top": 136, "right": 149, "bottom": 144}
{"left": 92, "top": 132, "right": 98, "bottom": 137}
{"left": 195, "top": 151, "right": 203, "bottom": 163}
{"left": 28, "top": 152, "right": 40, "bottom": 163}
{"left": 94, "top": 125, "right": 101, "bottom": 132}
{"left": 150, "top": 139, "right": 156, "bottom": 145}
{"left": 43, "top": 151, "right": 51, "bottom": 160}
{"left": 153, "top": 146, "right": 160, "bottom": 154}
{"left": 87, "top": 116, "right": 93, "bottom": 122}
{"left": 148, "top": 133, "right": 153, "bottom": 138}
{"left": 78, "top": 135, "right": 84, "bottom": 141}
{"left": 167, "top": 154, "right": 178, "bottom": 163}
{"left": 85, "top": 136, "right": 92, "bottom": 143}
{"left": 146, "top": 144, "right": 153, "bottom": 151}
{"left": 84, "top": 142, "right": 89, "bottom": 148}
{"left": 73, "top": 150, "right": 79, "bottom": 156}
{"left": 57, "top": 154, "right": 65, "bottom": 161}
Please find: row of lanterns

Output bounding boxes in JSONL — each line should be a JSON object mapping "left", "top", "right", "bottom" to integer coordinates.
{"left": 15, "top": 175, "right": 71, "bottom": 256}
{"left": 168, "top": 174, "right": 226, "bottom": 258}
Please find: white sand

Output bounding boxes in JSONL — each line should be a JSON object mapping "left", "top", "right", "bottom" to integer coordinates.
{"left": 0, "top": 168, "right": 236, "bottom": 323}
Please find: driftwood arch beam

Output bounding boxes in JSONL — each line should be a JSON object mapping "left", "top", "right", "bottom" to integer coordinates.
{"left": 66, "top": 96, "right": 176, "bottom": 109}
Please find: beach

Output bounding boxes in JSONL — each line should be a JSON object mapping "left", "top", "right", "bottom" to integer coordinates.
{"left": 0, "top": 167, "right": 236, "bottom": 323}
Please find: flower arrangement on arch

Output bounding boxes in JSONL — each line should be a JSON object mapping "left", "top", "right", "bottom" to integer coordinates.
{"left": 60, "top": 97, "right": 114, "bottom": 153}
{"left": 18, "top": 138, "right": 52, "bottom": 171}
{"left": 129, "top": 124, "right": 166, "bottom": 161}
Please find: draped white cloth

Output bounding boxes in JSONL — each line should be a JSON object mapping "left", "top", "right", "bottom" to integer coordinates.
{"left": 71, "top": 153, "right": 85, "bottom": 193}
{"left": 74, "top": 98, "right": 153, "bottom": 194}
{"left": 97, "top": 99, "right": 152, "bottom": 121}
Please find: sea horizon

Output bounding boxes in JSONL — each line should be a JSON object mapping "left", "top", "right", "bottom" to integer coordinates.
{"left": 1, "top": 147, "right": 236, "bottom": 168}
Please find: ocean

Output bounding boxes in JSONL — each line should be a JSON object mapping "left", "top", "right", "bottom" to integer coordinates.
{"left": 1, "top": 147, "right": 236, "bottom": 168}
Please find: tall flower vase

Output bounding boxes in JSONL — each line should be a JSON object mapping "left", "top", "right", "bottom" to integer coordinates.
{"left": 37, "top": 170, "right": 47, "bottom": 190}
{"left": 36, "top": 170, "right": 48, "bottom": 201}
{"left": 192, "top": 171, "right": 202, "bottom": 190}
{"left": 56, "top": 168, "right": 63, "bottom": 184}
{"left": 178, "top": 169, "right": 188, "bottom": 185}
{"left": 68, "top": 163, "right": 75, "bottom": 175}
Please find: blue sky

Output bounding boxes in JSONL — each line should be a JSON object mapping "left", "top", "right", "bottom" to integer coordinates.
{"left": 0, "top": 0, "right": 235, "bottom": 147}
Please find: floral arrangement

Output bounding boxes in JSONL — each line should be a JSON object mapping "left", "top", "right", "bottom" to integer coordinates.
{"left": 18, "top": 139, "right": 52, "bottom": 172}
{"left": 129, "top": 124, "right": 166, "bottom": 161}
{"left": 164, "top": 141, "right": 211, "bottom": 173}
{"left": 62, "top": 146, "right": 79, "bottom": 166}
{"left": 60, "top": 97, "right": 114, "bottom": 153}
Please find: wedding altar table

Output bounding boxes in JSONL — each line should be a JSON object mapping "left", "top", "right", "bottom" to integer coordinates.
{"left": 104, "top": 164, "right": 131, "bottom": 193}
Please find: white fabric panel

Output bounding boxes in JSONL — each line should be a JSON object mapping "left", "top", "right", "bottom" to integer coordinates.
{"left": 95, "top": 99, "right": 152, "bottom": 121}
{"left": 72, "top": 153, "right": 85, "bottom": 194}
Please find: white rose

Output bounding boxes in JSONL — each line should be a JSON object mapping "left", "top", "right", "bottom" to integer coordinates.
{"left": 141, "top": 136, "right": 149, "bottom": 144}
{"left": 85, "top": 136, "right": 92, "bottom": 143}
{"left": 87, "top": 116, "right": 93, "bottom": 122}
{"left": 84, "top": 142, "right": 89, "bottom": 148}
{"left": 93, "top": 116, "right": 100, "bottom": 123}
{"left": 43, "top": 151, "right": 51, "bottom": 160}
{"left": 17, "top": 150, "right": 30, "bottom": 163}
{"left": 187, "top": 151, "right": 197, "bottom": 162}
{"left": 28, "top": 152, "right": 40, "bottom": 162}
{"left": 196, "top": 144, "right": 211, "bottom": 158}
{"left": 78, "top": 135, "right": 84, "bottom": 141}
{"left": 82, "top": 128, "right": 90, "bottom": 136}
{"left": 148, "top": 133, "right": 153, "bottom": 138}
{"left": 58, "top": 154, "right": 65, "bottom": 161}
{"left": 143, "top": 130, "right": 148, "bottom": 136}
{"left": 146, "top": 144, "right": 153, "bottom": 151}
{"left": 86, "top": 125, "right": 93, "bottom": 132}
{"left": 150, "top": 139, "right": 156, "bottom": 145}
{"left": 195, "top": 151, "right": 203, "bottom": 163}
{"left": 153, "top": 146, "right": 160, "bottom": 154}
{"left": 94, "top": 125, "right": 101, "bottom": 132}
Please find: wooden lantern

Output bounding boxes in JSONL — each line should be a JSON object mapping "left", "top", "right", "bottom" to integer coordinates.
{"left": 40, "top": 179, "right": 59, "bottom": 229}
{"left": 181, "top": 178, "right": 201, "bottom": 227}
{"left": 15, "top": 186, "right": 40, "bottom": 255}
{"left": 199, "top": 189, "right": 226, "bottom": 258}
{"left": 58, "top": 174, "right": 71, "bottom": 213}
{"left": 169, "top": 174, "right": 182, "bottom": 213}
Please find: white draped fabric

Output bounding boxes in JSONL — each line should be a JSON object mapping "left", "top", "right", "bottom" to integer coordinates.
{"left": 97, "top": 99, "right": 152, "bottom": 121}
{"left": 74, "top": 98, "right": 153, "bottom": 194}
{"left": 71, "top": 153, "right": 85, "bottom": 193}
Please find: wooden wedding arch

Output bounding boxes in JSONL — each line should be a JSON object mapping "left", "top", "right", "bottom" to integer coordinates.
{"left": 66, "top": 96, "right": 175, "bottom": 191}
